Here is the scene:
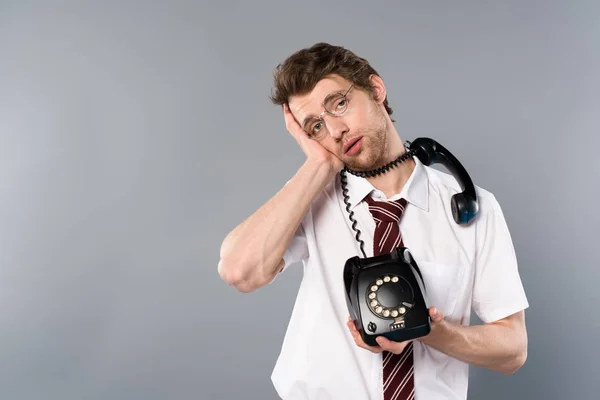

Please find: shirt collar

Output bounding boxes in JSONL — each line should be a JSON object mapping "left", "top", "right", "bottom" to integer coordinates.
{"left": 342, "top": 156, "right": 429, "bottom": 211}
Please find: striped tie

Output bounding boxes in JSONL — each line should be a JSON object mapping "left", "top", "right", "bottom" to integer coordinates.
{"left": 364, "top": 195, "right": 415, "bottom": 400}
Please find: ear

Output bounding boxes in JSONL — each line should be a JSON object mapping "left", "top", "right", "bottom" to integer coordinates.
{"left": 368, "top": 74, "right": 387, "bottom": 104}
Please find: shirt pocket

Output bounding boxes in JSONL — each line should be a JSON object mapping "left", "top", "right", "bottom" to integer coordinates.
{"left": 414, "top": 260, "right": 466, "bottom": 318}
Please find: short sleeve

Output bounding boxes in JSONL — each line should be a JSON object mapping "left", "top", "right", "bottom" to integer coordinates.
{"left": 472, "top": 193, "right": 529, "bottom": 322}
{"left": 267, "top": 221, "right": 309, "bottom": 285}
{"left": 282, "top": 222, "right": 309, "bottom": 269}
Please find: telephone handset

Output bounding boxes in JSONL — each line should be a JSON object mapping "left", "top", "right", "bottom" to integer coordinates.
{"left": 406, "top": 137, "right": 478, "bottom": 225}
{"left": 342, "top": 137, "right": 479, "bottom": 346}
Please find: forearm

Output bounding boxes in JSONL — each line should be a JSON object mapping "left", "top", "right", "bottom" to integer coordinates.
{"left": 218, "top": 158, "right": 335, "bottom": 291}
{"left": 422, "top": 318, "right": 527, "bottom": 374}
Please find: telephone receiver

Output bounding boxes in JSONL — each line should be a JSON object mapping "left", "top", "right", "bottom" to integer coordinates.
{"left": 406, "top": 137, "right": 479, "bottom": 225}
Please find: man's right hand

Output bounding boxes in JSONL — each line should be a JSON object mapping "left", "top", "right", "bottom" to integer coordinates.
{"left": 347, "top": 316, "right": 414, "bottom": 355}
{"left": 283, "top": 103, "right": 344, "bottom": 174}
{"left": 219, "top": 105, "right": 343, "bottom": 293}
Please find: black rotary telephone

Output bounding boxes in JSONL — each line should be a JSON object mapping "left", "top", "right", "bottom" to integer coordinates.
{"left": 342, "top": 137, "right": 478, "bottom": 346}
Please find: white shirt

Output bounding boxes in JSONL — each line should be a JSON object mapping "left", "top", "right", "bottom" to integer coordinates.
{"left": 269, "top": 156, "right": 529, "bottom": 400}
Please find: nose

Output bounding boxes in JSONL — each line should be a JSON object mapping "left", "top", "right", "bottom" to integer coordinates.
{"left": 323, "top": 114, "right": 348, "bottom": 139}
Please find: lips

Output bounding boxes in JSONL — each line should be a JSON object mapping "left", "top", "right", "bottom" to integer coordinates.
{"left": 344, "top": 137, "right": 362, "bottom": 154}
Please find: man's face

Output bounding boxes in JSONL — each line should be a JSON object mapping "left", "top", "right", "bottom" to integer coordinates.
{"left": 287, "top": 74, "right": 391, "bottom": 171}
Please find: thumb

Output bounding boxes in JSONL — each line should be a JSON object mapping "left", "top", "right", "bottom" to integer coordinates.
{"left": 430, "top": 307, "right": 443, "bottom": 322}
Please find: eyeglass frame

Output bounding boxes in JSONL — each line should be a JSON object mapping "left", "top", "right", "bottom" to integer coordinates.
{"left": 302, "top": 84, "right": 355, "bottom": 140}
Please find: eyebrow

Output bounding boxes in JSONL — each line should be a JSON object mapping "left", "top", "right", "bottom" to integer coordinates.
{"left": 300, "top": 88, "right": 346, "bottom": 129}
{"left": 301, "top": 115, "right": 320, "bottom": 131}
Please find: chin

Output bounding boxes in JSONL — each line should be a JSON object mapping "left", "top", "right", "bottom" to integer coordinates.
{"left": 343, "top": 154, "right": 380, "bottom": 171}
{"left": 342, "top": 132, "right": 389, "bottom": 170}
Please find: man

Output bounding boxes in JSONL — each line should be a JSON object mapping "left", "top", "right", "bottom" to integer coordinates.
{"left": 218, "top": 42, "right": 529, "bottom": 400}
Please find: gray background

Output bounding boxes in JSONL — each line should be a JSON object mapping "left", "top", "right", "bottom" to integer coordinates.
{"left": 1, "top": 1, "right": 598, "bottom": 399}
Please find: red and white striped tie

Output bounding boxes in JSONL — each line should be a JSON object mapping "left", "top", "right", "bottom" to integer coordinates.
{"left": 364, "top": 195, "right": 415, "bottom": 400}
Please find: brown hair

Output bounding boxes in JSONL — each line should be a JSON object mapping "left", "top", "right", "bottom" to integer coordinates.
{"left": 269, "top": 42, "right": 393, "bottom": 119}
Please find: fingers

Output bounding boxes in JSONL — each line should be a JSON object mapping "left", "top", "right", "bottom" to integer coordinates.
{"left": 375, "top": 335, "right": 413, "bottom": 355}
{"left": 347, "top": 316, "right": 413, "bottom": 355}
{"left": 346, "top": 317, "right": 383, "bottom": 354}
{"left": 428, "top": 306, "right": 444, "bottom": 322}
{"left": 283, "top": 103, "right": 305, "bottom": 141}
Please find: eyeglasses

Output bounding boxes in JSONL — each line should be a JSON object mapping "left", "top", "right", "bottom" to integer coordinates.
{"left": 303, "top": 84, "right": 354, "bottom": 140}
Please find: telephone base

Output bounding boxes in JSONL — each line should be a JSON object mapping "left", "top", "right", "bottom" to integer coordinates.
{"left": 343, "top": 247, "right": 431, "bottom": 346}
{"left": 361, "top": 321, "right": 431, "bottom": 347}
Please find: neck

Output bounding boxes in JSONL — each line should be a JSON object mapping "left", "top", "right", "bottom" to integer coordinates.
{"left": 367, "top": 151, "right": 416, "bottom": 199}
{"left": 344, "top": 148, "right": 416, "bottom": 199}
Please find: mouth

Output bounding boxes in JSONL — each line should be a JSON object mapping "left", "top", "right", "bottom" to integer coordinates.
{"left": 344, "top": 137, "right": 363, "bottom": 154}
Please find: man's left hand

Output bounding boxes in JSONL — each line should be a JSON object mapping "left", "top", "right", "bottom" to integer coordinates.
{"left": 417, "top": 306, "right": 447, "bottom": 346}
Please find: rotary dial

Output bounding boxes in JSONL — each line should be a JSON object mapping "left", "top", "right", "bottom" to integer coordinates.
{"left": 366, "top": 274, "right": 415, "bottom": 319}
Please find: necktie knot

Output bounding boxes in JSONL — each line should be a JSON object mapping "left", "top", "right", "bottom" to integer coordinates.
{"left": 364, "top": 196, "right": 408, "bottom": 224}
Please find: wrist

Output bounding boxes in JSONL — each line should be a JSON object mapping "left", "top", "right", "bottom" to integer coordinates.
{"left": 303, "top": 157, "right": 339, "bottom": 182}
{"left": 420, "top": 317, "right": 453, "bottom": 348}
